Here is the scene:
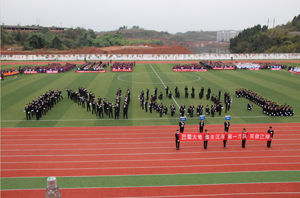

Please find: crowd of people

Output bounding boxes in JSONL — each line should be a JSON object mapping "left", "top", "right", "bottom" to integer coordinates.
{"left": 236, "top": 88, "right": 294, "bottom": 116}
{"left": 24, "top": 89, "right": 63, "bottom": 120}
{"left": 199, "top": 60, "right": 288, "bottom": 70}
{"left": 173, "top": 64, "right": 205, "bottom": 70}
{"left": 66, "top": 86, "right": 130, "bottom": 119}
{"left": 20, "top": 63, "right": 76, "bottom": 73}
{"left": 289, "top": 66, "right": 300, "bottom": 73}
{"left": 138, "top": 86, "right": 232, "bottom": 118}
{"left": 200, "top": 61, "right": 237, "bottom": 69}
{"left": 77, "top": 62, "right": 107, "bottom": 71}
{"left": 111, "top": 62, "right": 135, "bottom": 70}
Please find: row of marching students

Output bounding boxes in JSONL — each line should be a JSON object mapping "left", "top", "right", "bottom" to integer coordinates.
{"left": 66, "top": 86, "right": 130, "bottom": 119}
{"left": 24, "top": 89, "right": 63, "bottom": 120}
{"left": 236, "top": 88, "right": 294, "bottom": 116}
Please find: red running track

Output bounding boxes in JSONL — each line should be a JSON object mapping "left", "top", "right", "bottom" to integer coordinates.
{"left": 1, "top": 123, "right": 300, "bottom": 178}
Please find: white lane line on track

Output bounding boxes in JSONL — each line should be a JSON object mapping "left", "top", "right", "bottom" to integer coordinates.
{"left": 2, "top": 149, "right": 300, "bottom": 157}
{"left": 1, "top": 138, "right": 300, "bottom": 141}
{"left": 111, "top": 192, "right": 300, "bottom": 198}
{"left": 2, "top": 162, "right": 300, "bottom": 171}
{"left": 2, "top": 155, "right": 300, "bottom": 164}
{"left": 2, "top": 128, "right": 300, "bottom": 134}
{"left": 2, "top": 144, "right": 300, "bottom": 152}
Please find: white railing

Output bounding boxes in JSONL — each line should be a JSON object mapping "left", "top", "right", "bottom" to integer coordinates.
{"left": 1, "top": 53, "right": 300, "bottom": 61}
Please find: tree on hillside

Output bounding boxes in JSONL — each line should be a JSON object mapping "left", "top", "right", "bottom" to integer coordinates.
{"left": 88, "top": 29, "right": 97, "bottom": 39}
{"left": 52, "top": 36, "right": 63, "bottom": 50}
{"left": 27, "top": 33, "right": 45, "bottom": 49}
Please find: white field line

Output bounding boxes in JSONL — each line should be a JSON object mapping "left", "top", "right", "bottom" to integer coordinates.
{"left": 2, "top": 115, "right": 300, "bottom": 122}
{"left": 150, "top": 64, "right": 180, "bottom": 108}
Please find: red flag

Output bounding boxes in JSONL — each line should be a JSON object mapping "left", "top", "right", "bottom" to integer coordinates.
{"left": 12, "top": 66, "right": 14, "bottom": 70}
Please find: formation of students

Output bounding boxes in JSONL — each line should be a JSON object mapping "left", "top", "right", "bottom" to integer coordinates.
{"left": 21, "top": 63, "right": 76, "bottom": 73}
{"left": 236, "top": 88, "right": 294, "bottom": 116}
{"left": 138, "top": 86, "right": 232, "bottom": 118}
{"left": 111, "top": 62, "right": 135, "bottom": 69}
{"left": 66, "top": 86, "right": 130, "bottom": 119}
{"left": 173, "top": 63, "right": 205, "bottom": 70}
{"left": 200, "top": 60, "right": 287, "bottom": 70}
{"left": 24, "top": 89, "right": 63, "bottom": 120}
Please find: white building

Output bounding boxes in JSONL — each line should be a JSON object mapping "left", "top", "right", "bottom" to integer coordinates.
{"left": 217, "top": 30, "right": 241, "bottom": 42}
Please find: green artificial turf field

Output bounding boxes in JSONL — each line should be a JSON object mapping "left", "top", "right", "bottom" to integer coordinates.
{"left": 1, "top": 62, "right": 300, "bottom": 128}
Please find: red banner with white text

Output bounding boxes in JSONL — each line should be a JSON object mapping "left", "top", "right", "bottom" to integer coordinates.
{"left": 179, "top": 133, "right": 271, "bottom": 141}
{"left": 271, "top": 68, "right": 282, "bottom": 70}
{"left": 24, "top": 71, "right": 37, "bottom": 74}
{"left": 173, "top": 69, "right": 207, "bottom": 72}
{"left": 212, "top": 67, "right": 235, "bottom": 70}
{"left": 76, "top": 70, "right": 107, "bottom": 73}
{"left": 111, "top": 68, "right": 132, "bottom": 72}
{"left": 249, "top": 68, "right": 260, "bottom": 70}
{"left": 46, "top": 70, "right": 59, "bottom": 73}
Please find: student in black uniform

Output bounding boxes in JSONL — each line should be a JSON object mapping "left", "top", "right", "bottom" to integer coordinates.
{"left": 199, "top": 120, "right": 204, "bottom": 133}
{"left": 224, "top": 120, "right": 230, "bottom": 132}
{"left": 168, "top": 91, "right": 172, "bottom": 99}
{"left": 180, "top": 103, "right": 185, "bottom": 116}
{"left": 247, "top": 102, "right": 253, "bottom": 110}
{"left": 188, "top": 103, "right": 194, "bottom": 117}
{"left": 170, "top": 103, "right": 176, "bottom": 118}
{"left": 205, "top": 105, "right": 210, "bottom": 115}
{"left": 114, "top": 104, "right": 119, "bottom": 119}
{"left": 98, "top": 103, "right": 103, "bottom": 118}
{"left": 158, "top": 92, "right": 163, "bottom": 100}
{"left": 92, "top": 100, "right": 96, "bottom": 114}
{"left": 144, "top": 99, "right": 148, "bottom": 112}
{"left": 123, "top": 103, "right": 128, "bottom": 119}
{"left": 25, "top": 104, "right": 31, "bottom": 120}
{"left": 108, "top": 103, "right": 113, "bottom": 118}
{"left": 224, "top": 120, "right": 230, "bottom": 148}
{"left": 242, "top": 128, "right": 247, "bottom": 148}
{"left": 267, "top": 126, "right": 274, "bottom": 148}
{"left": 163, "top": 106, "right": 168, "bottom": 115}
{"left": 179, "top": 121, "right": 185, "bottom": 133}
{"left": 175, "top": 129, "right": 180, "bottom": 150}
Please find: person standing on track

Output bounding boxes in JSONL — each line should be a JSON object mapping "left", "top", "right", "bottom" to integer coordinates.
{"left": 204, "top": 129, "right": 209, "bottom": 149}
{"left": 175, "top": 129, "right": 180, "bottom": 150}
{"left": 267, "top": 126, "right": 274, "bottom": 148}
{"left": 199, "top": 120, "right": 204, "bottom": 133}
{"left": 179, "top": 121, "right": 185, "bottom": 133}
{"left": 242, "top": 128, "right": 247, "bottom": 148}
{"left": 224, "top": 120, "right": 230, "bottom": 132}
